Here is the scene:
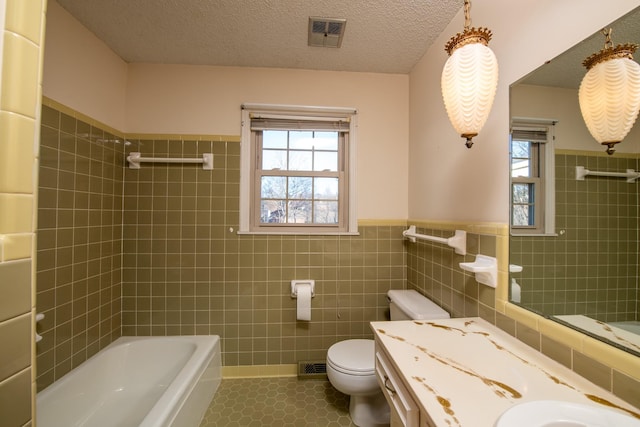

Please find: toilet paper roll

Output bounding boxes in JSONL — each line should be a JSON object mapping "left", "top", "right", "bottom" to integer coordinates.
{"left": 296, "top": 283, "right": 312, "bottom": 321}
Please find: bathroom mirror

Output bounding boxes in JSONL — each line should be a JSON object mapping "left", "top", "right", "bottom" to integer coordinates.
{"left": 509, "top": 6, "right": 640, "bottom": 357}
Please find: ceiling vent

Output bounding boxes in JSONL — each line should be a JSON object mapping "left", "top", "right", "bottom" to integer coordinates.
{"left": 308, "top": 17, "right": 346, "bottom": 48}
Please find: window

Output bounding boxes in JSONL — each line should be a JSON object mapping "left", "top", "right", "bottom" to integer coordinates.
{"left": 510, "top": 121, "right": 555, "bottom": 235}
{"left": 240, "top": 104, "right": 358, "bottom": 234}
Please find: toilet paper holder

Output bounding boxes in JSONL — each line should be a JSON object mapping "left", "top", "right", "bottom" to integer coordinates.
{"left": 291, "top": 280, "right": 315, "bottom": 298}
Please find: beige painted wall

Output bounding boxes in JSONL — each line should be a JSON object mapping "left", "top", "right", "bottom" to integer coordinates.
{"left": 512, "top": 84, "right": 640, "bottom": 153}
{"left": 125, "top": 63, "right": 410, "bottom": 220}
{"left": 408, "top": 0, "right": 640, "bottom": 223}
{"left": 42, "top": 1, "right": 127, "bottom": 131}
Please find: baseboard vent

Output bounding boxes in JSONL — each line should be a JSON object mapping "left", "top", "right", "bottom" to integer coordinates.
{"left": 298, "top": 361, "right": 327, "bottom": 379}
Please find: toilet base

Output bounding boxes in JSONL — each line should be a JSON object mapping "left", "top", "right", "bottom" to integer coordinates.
{"left": 349, "top": 391, "right": 390, "bottom": 427}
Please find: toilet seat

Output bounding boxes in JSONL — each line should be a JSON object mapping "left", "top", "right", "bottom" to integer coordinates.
{"left": 327, "top": 339, "right": 375, "bottom": 376}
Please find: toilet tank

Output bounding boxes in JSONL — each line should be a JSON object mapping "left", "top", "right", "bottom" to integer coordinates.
{"left": 387, "top": 289, "right": 450, "bottom": 320}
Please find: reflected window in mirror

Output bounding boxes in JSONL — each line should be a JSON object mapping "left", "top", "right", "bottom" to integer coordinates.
{"left": 510, "top": 122, "right": 556, "bottom": 235}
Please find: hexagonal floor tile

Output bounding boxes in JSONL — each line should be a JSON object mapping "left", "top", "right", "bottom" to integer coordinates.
{"left": 199, "top": 377, "right": 357, "bottom": 426}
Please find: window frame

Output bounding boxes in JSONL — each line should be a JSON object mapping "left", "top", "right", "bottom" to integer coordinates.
{"left": 510, "top": 120, "right": 556, "bottom": 236}
{"left": 239, "top": 104, "right": 358, "bottom": 235}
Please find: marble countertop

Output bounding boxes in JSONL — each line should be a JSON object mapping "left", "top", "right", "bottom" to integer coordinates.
{"left": 371, "top": 318, "right": 640, "bottom": 427}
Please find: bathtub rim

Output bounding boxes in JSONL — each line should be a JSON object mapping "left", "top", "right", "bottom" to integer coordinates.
{"left": 36, "top": 334, "right": 221, "bottom": 427}
{"left": 139, "top": 335, "right": 219, "bottom": 427}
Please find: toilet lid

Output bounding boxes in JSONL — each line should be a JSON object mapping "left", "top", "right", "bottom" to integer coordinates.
{"left": 327, "top": 339, "right": 375, "bottom": 374}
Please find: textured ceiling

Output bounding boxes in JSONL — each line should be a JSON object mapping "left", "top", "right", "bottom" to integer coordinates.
{"left": 55, "top": 0, "right": 462, "bottom": 74}
{"left": 518, "top": 7, "right": 640, "bottom": 89}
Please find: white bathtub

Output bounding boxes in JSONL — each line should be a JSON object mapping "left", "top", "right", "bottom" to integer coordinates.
{"left": 37, "top": 335, "right": 221, "bottom": 427}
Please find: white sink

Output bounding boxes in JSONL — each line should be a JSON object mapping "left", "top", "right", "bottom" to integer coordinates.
{"left": 495, "top": 400, "right": 640, "bottom": 427}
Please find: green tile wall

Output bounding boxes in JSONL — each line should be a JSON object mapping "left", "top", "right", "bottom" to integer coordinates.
{"left": 510, "top": 153, "right": 639, "bottom": 322}
{"left": 36, "top": 105, "right": 124, "bottom": 390}
{"left": 121, "top": 139, "right": 406, "bottom": 365}
{"left": 407, "top": 227, "right": 496, "bottom": 320}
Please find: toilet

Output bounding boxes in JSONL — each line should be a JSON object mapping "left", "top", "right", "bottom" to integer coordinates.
{"left": 326, "top": 289, "right": 450, "bottom": 427}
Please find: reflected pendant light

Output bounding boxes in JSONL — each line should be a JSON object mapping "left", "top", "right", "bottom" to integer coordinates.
{"left": 441, "top": 0, "right": 498, "bottom": 148}
{"left": 578, "top": 29, "right": 640, "bottom": 155}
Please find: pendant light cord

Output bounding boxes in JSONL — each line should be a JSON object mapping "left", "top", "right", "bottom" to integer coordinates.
{"left": 463, "top": 0, "right": 472, "bottom": 30}
{"left": 602, "top": 28, "right": 613, "bottom": 49}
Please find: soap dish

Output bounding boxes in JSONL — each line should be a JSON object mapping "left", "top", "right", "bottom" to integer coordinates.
{"left": 459, "top": 255, "right": 497, "bottom": 288}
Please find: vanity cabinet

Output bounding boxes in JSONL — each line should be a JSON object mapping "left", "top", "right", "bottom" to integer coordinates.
{"left": 374, "top": 340, "right": 422, "bottom": 427}
{"left": 372, "top": 318, "right": 640, "bottom": 426}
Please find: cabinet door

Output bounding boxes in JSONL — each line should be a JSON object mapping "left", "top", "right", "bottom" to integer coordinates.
{"left": 375, "top": 349, "right": 419, "bottom": 427}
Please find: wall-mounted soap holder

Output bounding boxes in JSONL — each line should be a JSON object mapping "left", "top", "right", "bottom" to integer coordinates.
{"left": 509, "top": 264, "right": 523, "bottom": 273}
{"left": 36, "top": 312, "right": 45, "bottom": 343}
{"left": 459, "top": 255, "right": 497, "bottom": 288}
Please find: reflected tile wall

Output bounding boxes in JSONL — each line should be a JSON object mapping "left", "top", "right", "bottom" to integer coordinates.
{"left": 36, "top": 104, "right": 124, "bottom": 390}
{"left": 121, "top": 138, "right": 407, "bottom": 366}
{"left": 510, "top": 153, "right": 638, "bottom": 322}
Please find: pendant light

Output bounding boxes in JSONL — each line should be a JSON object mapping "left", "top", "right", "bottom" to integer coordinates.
{"left": 578, "top": 29, "right": 640, "bottom": 155}
{"left": 441, "top": 0, "right": 499, "bottom": 148}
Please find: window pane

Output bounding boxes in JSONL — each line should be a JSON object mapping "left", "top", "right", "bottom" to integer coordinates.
{"left": 511, "top": 140, "right": 532, "bottom": 178}
{"left": 512, "top": 183, "right": 535, "bottom": 226}
{"left": 314, "top": 201, "right": 338, "bottom": 223}
{"left": 262, "top": 149, "right": 287, "bottom": 170}
{"left": 313, "top": 132, "right": 338, "bottom": 150}
{"left": 288, "top": 200, "right": 311, "bottom": 223}
{"left": 288, "top": 177, "right": 312, "bottom": 199}
{"left": 261, "top": 176, "right": 286, "bottom": 199}
{"left": 289, "top": 131, "right": 314, "bottom": 149}
{"left": 261, "top": 200, "right": 286, "bottom": 223}
{"left": 289, "top": 150, "right": 313, "bottom": 171}
{"left": 263, "top": 131, "right": 288, "bottom": 149}
{"left": 511, "top": 158, "right": 530, "bottom": 178}
{"left": 512, "top": 140, "right": 530, "bottom": 158}
{"left": 314, "top": 177, "right": 338, "bottom": 200}
{"left": 314, "top": 151, "right": 338, "bottom": 172}
{"left": 512, "top": 205, "right": 531, "bottom": 226}
{"left": 512, "top": 183, "right": 533, "bottom": 204}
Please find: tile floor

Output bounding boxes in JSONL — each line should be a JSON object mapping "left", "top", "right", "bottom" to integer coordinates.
{"left": 199, "top": 377, "right": 357, "bottom": 427}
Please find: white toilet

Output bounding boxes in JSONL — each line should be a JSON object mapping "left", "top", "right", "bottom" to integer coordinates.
{"left": 326, "top": 289, "right": 450, "bottom": 427}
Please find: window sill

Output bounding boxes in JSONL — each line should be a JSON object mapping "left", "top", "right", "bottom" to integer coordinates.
{"left": 237, "top": 230, "right": 360, "bottom": 236}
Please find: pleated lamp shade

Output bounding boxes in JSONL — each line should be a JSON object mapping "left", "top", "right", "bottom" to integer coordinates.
{"left": 578, "top": 40, "right": 640, "bottom": 155}
{"left": 442, "top": 37, "right": 499, "bottom": 148}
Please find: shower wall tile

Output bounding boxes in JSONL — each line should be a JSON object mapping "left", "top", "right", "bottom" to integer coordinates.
{"left": 0, "top": 1, "right": 46, "bottom": 423}
{"left": 5, "top": 0, "right": 44, "bottom": 44}
{"left": 0, "top": 112, "right": 36, "bottom": 194}
{"left": 0, "top": 367, "right": 31, "bottom": 427}
{"left": 0, "top": 312, "right": 31, "bottom": 381}
{"left": 35, "top": 103, "right": 124, "bottom": 391}
{"left": 0, "top": 260, "right": 31, "bottom": 322}
{"left": 0, "top": 32, "right": 40, "bottom": 117}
